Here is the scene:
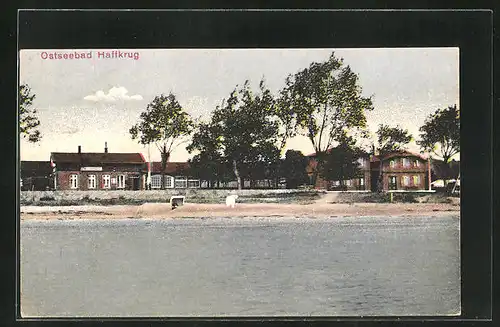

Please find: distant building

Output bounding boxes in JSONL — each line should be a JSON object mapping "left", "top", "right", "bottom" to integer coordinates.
{"left": 369, "top": 151, "right": 429, "bottom": 192}
{"left": 147, "top": 161, "right": 201, "bottom": 189}
{"left": 306, "top": 149, "right": 430, "bottom": 192}
{"left": 306, "top": 151, "right": 372, "bottom": 191}
{"left": 20, "top": 161, "right": 53, "bottom": 191}
{"left": 430, "top": 159, "right": 460, "bottom": 181}
{"left": 50, "top": 144, "right": 147, "bottom": 191}
{"left": 430, "top": 159, "right": 460, "bottom": 192}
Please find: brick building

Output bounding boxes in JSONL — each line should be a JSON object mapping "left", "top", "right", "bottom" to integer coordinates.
{"left": 50, "top": 144, "right": 146, "bottom": 191}
{"left": 306, "top": 151, "right": 372, "bottom": 191}
{"left": 307, "top": 150, "right": 430, "bottom": 192}
{"left": 369, "top": 151, "right": 430, "bottom": 192}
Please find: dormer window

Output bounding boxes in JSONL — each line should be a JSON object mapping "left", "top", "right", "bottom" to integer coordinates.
{"left": 403, "top": 158, "right": 410, "bottom": 167}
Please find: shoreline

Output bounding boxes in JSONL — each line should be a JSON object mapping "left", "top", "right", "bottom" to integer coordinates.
{"left": 20, "top": 202, "right": 460, "bottom": 221}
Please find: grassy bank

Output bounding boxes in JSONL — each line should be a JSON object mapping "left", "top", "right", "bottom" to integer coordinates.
{"left": 19, "top": 190, "right": 459, "bottom": 207}
{"left": 20, "top": 190, "right": 324, "bottom": 206}
{"left": 326, "top": 192, "right": 459, "bottom": 204}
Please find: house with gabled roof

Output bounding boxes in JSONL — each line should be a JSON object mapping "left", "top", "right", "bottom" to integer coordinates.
{"left": 306, "top": 149, "right": 431, "bottom": 192}
{"left": 369, "top": 150, "right": 430, "bottom": 192}
{"left": 50, "top": 143, "right": 147, "bottom": 191}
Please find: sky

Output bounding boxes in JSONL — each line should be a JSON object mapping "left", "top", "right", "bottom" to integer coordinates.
{"left": 19, "top": 48, "right": 459, "bottom": 162}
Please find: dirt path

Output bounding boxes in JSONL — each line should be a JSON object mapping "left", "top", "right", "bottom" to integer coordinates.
{"left": 20, "top": 202, "right": 460, "bottom": 220}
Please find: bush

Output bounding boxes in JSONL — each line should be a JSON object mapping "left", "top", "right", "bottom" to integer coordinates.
{"left": 393, "top": 193, "right": 419, "bottom": 203}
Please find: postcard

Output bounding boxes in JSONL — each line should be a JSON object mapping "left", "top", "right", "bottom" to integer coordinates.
{"left": 19, "top": 47, "right": 460, "bottom": 317}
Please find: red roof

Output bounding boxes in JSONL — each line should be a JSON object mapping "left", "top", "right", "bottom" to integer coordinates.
{"left": 51, "top": 152, "right": 145, "bottom": 165}
{"left": 306, "top": 148, "right": 333, "bottom": 157}
{"left": 149, "top": 161, "right": 190, "bottom": 174}
{"left": 306, "top": 148, "right": 371, "bottom": 158}
{"left": 307, "top": 149, "right": 427, "bottom": 162}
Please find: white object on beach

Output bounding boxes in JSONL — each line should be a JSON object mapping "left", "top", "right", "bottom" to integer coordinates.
{"left": 225, "top": 195, "right": 238, "bottom": 208}
{"left": 170, "top": 196, "right": 185, "bottom": 209}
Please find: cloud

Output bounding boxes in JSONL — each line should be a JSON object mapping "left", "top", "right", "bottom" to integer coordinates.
{"left": 59, "top": 126, "right": 80, "bottom": 135}
{"left": 84, "top": 86, "right": 143, "bottom": 102}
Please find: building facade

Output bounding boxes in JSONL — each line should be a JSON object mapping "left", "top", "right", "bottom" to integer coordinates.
{"left": 369, "top": 151, "right": 430, "bottom": 192}
{"left": 306, "top": 153, "right": 372, "bottom": 191}
{"left": 307, "top": 150, "right": 430, "bottom": 192}
{"left": 51, "top": 145, "right": 147, "bottom": 191}
{"left": 147, "top": 161, "right": 201, "bottom": 189}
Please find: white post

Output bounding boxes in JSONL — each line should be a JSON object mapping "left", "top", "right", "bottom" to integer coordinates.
{"left": 52, "top": 163, "right": 57, "bottom": 190}
{"left": 147, "top": 143, "right": 152, "bottom": 190}
{"left": 452, "top": 172, "right": 460, "bottom": 195}
{"left": 428, "top": 157, "right": 431, "bottom": 191}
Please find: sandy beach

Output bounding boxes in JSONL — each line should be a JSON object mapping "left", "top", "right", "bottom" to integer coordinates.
{"left": 20, "top": 202, "right": 460, "bottom": 220}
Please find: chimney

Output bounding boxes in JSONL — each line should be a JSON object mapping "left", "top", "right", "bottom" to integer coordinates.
{"left": 78, "top": 145, "right": 81, "bottom": 154}
{"left": 105, "top": 142, "right": 108, "bottom": 153}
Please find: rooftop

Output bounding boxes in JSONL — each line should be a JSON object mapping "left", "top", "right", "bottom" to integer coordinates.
{"left": 51, "top": 152, "right": 146, "bottom": 165}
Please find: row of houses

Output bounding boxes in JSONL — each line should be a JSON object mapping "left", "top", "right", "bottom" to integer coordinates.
{"left": 20, "top": 143, "right": 459, "bottom": 192}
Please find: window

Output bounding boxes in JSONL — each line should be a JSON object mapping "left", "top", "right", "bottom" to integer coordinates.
{"left": 388, "top": 176, "right": 397, "bottom": 190}
{"left": 346, "top": 179, "right": 352, "bottom": 186}
{"left": 402, "top": 175, "right": 410, "bottom": 186}
{"left": 88, "top": 175, "right": 96, "bottom": 189}
{"left": 188, "top": 179, "right": 200, "bottom": 188}
{"left": 413, "top": 160, "right": 420, "bottom": 168}
{"left": 165, "top": 176, "right": 174, "bottom": 188}
{"left": 389, "top": 160, "right": 396, "bottom": 168}
{"left": 403, "top": 158, "right": 410, "bottom": 167}
{"left": 69, "top": 174, "right": 79, "bottom": 189}
{"left": 412, "top": 175, "right": 420, "bottom": 186}
{"left": 102, "top": 175, "right": 111, "bottom": 189}
{"left": 357, "top": 178, "right": 365, "bottom": 190}
{"left": 175, "top": 177, "right": 188, "bottom": 188}
{"left": 332, "top": 181, "right": 340, "bottom": 186}
{"left": 151, "top": 175, "right": 162, "bottom": 189}
{"left": 117, "top": 175, "right": 126, "bottom": 188}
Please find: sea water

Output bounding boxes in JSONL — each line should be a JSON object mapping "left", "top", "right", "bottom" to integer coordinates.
{"left": 20, "top": 215, "right": 460, "bottom": 317}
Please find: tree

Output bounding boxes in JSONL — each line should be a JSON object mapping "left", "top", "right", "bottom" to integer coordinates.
{"left": 418, "top": 105, "right": 460, "bottom": 164}
{"left": 130, "top": 93, "right": 193, "bottom": 189}
{"left": 374, "top": 124, "right": 413, "bottom": 192}
{"left": 319, "top": 134, "right": 363, "bottom": 190}
{"left": 280, "top": 150, "right": 309, "bottom": 189}
{"left": 376, "top": 124, "right": 413, "bottom": 156}
{"left": 19, "top": 84, "right": 41, "bottom": 143}
{"left": 187, "top": 122, "right": 231, "bottom": 188}
{"left": 274, "top": 76, "right": 300, "bottom": 155}
{"left": 187, "top": 80, "right": 281, "bottom": 190}
{"left": 282, "top": 52, "right": 374, "bottom": 185}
